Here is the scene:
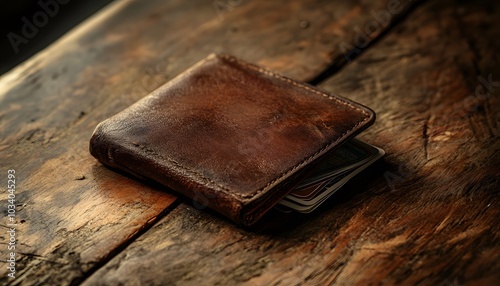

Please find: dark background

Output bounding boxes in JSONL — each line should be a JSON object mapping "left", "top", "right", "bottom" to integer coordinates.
{"left": 0, "top": 0, "right": 113, "bottom": 76}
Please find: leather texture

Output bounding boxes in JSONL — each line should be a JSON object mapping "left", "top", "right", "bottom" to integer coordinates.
{"left": 90, "top": 54, "right": 375, "bottom": 226}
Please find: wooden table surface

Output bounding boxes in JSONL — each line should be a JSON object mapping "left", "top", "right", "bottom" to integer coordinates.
{"left": 1, "top": 0, "right": 498, "bottom": 285}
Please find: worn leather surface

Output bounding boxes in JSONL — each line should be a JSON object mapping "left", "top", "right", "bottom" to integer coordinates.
{"left": 90, "top": 54, "right": 375, "bottom": 226}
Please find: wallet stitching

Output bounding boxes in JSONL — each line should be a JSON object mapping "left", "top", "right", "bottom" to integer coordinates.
{"left": 131, "top": 55, "right": 372, "bottom": 202}
{"left": 131, "top": 143, "right": 232, "bottom": 195}
{"left": 248, "top": 118, "right": 367, "bottom": 199}
{"left": 222, "top": 55, "right": 370, "bottom": 118}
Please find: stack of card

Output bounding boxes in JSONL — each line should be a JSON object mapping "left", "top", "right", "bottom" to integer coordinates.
{"left": 277, "top": 139, "right": 384, "bottom": 213}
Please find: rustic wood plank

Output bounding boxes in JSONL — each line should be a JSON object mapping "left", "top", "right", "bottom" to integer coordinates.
{"left": 0, "top": 0, "right": 419, "bottom": 284}
{"left": 82, "top": 0, "right": 499, "bottom": 285}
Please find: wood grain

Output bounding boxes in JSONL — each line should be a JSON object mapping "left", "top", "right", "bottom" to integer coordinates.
{"left": 82, "top": 0, "right": 499, "bottom": 285}
{"left": 0, "top": 0, "right": 418, "bottom": 284}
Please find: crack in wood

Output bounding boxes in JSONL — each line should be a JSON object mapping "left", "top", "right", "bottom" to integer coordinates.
{"left": 422, "top": 115, "right": 430, "bottom": 161}
{"left": 72, "top": 198, "right": 183, "bottom": 286}
{"left": 307, "top": 0, "right": 427, "bottom": 85}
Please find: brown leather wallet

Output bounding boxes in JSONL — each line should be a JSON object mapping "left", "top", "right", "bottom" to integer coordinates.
{"left": 90, "top": 54, "right": 375, "bottom": 226}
